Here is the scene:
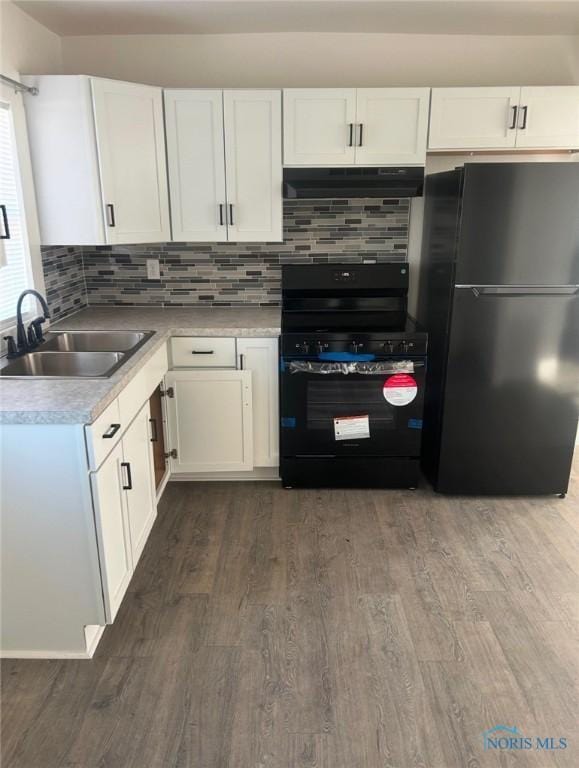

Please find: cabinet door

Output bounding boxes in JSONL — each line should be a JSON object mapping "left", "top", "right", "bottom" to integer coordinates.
{"left": 166, "top": 369, "right": 253, "bottom": 473}
{"left": 283, "top": 89, "right": 357, "bottom": 166}
{"left": 429, "top": 87, "right": 520, "bottom": 150}
{"left": 237, "top": 338, "right": 279, "bottom": 467}
{"left": 149, "top": 384, "right": 168, "bottom": 490}
{"left": 223, "top": 90, "right": 282, "bottom": 242}
{"left": 91, "top": 78, "right": 171, "bottom": 244}
{"left": 122, "top": 402, "right": 157, "bottom": 566}
{"left": 90, "top": 441, "right": 132, "bottom": 622}
{"left": 355, "top": 88, "right": 430, "bottom": 165}
{"left": 515, "top": 87, "right": 579, "bottom": 149}
{"left": 164, "top": 90, "right": 228, "bottom": 242}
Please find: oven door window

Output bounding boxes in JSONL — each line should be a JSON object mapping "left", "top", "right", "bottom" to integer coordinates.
{"left": 308, "top": 380, "right": 395, "bottom": 431}
{"left": 281, "top": 367, "right": 425, "bottom": 457}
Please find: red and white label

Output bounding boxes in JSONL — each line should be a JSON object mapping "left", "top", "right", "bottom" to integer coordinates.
{"left": 383, "top": 373, "right": 418, "bottom": 407}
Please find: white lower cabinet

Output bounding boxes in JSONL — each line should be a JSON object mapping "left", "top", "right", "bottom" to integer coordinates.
{"left": 237, "top": 337, "right": 279, "bottom": 467}
{"left": 165, "top": 336, "right": 279, "bottom": 474}
{"left": 123, "top": 402, "right": 157, "bottom": 565}
{"left": 166, "top": 369, "right": 254, "bottom": 473}
{"left": 90, "top": 441, "right": 132, "bottom": 622}
{"left": 90, "top": 401, "right": 157, "bottom": 622}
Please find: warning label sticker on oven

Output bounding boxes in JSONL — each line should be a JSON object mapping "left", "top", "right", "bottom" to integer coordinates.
{"left": 334, "top": 415, "right": 370, "bottom": 441}
{"left": 383, "top": 374, "right": 418, "bottom": 406}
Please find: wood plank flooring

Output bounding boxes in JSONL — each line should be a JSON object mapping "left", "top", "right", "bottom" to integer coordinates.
{"left": 2, "top": 460, "right": 579, "bottom": 767}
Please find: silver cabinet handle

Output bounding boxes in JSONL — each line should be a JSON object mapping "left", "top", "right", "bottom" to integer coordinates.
{"left": 519, "top": 105, "right": 528, "bottom": 130}
{"left": 358, "top": 123, "right": 364, "bottom": 147}
{"left": 229, "top": 204, "right": 234, "bottom": 226}
{"left": 102, "top": 423, "right": 121, "bottom": 439}
{"left": 218, "top": 203, "right": 225, "bottom": 226}
{"left": 192, "top": 350, "right": 214, "bottom": 355}
{"left": 348, "top": 123, "right": 354, "bottom": 147}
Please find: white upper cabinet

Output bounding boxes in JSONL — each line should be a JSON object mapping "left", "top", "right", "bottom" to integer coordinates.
{"left": 224, "top": 90, "right": 283, "bottom": 242}
{"left": 165, "top": 89, "right": 282, "bottom": 243}
{"left": 283, "top": 88, "right": 357, "bottom": 166}
{"left": 355, "top": 88, "right": 430, "bottom": 165}
{"left": 91, "top": 79, "right": 170, "bottom": 244}
{"left": 429, "top": 86, "right": 579, "bottom": 150}
{"left": 283, "top": 88, "right": 429, "bottom": 166}
{"left": 515, "top": 87, "right": 579, "bottom": 149}
{"left": 164, "top": 90, "right": 228, "bottom": 242}
{"left": 23, "top": 76, "right": 170, "bottom": 246}
{"left": 428, "top": 87, "right": 520, "bottom": 150}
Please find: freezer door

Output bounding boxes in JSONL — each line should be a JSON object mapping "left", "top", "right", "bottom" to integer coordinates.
{"left": 437, "top": 286, "right": 579, "bottom": 494}
{"left": 456, "top": 163, "right": 579, "bottom": 286}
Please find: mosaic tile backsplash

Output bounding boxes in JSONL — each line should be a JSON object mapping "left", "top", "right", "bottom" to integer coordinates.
{"left": 41, "top": 198, "right": 410, "bottom": 317}
{"left": 41, "top": 246, "right": 87, "bottom": 322}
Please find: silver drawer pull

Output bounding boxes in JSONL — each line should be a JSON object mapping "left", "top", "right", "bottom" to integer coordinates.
{"left": 192, "top": 350, "right": 214, "bottom": 355}
{"left": 102, "top": 423, "right": 121, "bottom": 439}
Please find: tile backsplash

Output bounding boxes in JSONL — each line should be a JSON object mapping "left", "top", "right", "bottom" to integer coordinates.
{"left": 41, "top": 246, "right": 87, "bottom": 322}
{"left": 41, "top": 198, "right": 410, "bottom": 318}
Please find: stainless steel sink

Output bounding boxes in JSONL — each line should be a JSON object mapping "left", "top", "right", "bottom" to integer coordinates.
{"left": 0, "top": 351, "right": 126, "bottom": 378}
{"left": 42, "top": 330, "right": 153, "bottom": 353}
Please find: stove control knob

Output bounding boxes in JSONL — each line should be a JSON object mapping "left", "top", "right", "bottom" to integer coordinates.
{"left": 350, "top": 341, "right": 360, "bottom": 354}
{"left": 399, "top": 341, "right": 414, "bottom": 354}
{"left": 295, "top": 341, "right": 310, "bottom": 354}
{"left": 384, "top": 340, "right": 395, "bottom": 354}
{"left": 316, "top": 341, "right": 325, "bottom": 355}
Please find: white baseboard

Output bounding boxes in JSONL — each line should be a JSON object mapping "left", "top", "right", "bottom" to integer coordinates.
{"left": 170, "top": 466, "right": 279, "bottom": 482}
{"left": 0, "top": 650, "right": 92, "bottom": 659}
{"left": 0, "top": 624, "right": 106, "bottom": 660}
{"left": 85, "top": 623, "right": 106, "bottom": 657}
{"left": 156, "top": 469, "right": 171, "bottom": 502}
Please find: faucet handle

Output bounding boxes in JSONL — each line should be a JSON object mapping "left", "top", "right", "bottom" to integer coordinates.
{"left": 26, "top": 324, "right": 38, "bottom": 350}
{"left": 30, "top": 316, "right": 47, "bottom": 344}
{"left": 3, "top": 336, "right": 18, "bottom": 358}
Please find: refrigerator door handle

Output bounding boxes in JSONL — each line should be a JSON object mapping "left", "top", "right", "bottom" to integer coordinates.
{"left": 459, "top": 285, "right": 579, "bottom": 298}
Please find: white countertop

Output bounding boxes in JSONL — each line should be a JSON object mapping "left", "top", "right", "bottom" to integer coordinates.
{"left": 0, "top": 306, "right": 280, "bottom": 425}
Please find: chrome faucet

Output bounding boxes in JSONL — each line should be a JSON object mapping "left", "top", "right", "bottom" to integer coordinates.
{"left": 3, "top": 289, "right": 51, "bottom": 358}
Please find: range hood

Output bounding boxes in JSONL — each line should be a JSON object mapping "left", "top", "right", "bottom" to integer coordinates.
{"left": 283, "top": 167, "right": 424, "bottom": 199}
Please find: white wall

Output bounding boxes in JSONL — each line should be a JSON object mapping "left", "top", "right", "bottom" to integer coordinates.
{"left": 0, "top": 1, "right": 62, "bottom": 78}
{"left": 60, "top": 32, "right": 579, "bottom": 87}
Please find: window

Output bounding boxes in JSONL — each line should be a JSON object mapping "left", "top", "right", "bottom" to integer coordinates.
{"left": 0, "top": 85, "right": 44, "bottom": 345}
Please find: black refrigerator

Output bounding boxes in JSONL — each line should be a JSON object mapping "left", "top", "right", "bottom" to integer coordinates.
{"left": 417, "top": 163, "right": 579, "bottom": 496}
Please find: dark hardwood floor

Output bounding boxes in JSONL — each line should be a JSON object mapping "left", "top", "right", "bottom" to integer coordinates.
{"left": 2, "top": 460, "right": 579, "bottom": 767}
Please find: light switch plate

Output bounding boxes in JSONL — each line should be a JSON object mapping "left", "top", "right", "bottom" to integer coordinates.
{"left": 146, "top": 259, "right": 161, "bottom": 280}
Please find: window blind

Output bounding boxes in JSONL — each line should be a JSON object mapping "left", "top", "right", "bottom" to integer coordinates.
{"left": 0, "top": 101, "right": 33, "bottom": 326}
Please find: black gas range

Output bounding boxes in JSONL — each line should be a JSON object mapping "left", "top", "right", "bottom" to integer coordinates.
{"left": 279, "top": 263, "right": 428, "bottom": 488}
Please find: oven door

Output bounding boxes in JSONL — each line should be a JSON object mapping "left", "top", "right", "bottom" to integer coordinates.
{"left": 280, "top": 358, "right": 426, "bottom": 458}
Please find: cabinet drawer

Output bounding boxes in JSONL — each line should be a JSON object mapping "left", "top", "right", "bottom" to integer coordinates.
{"left": 170, "top": 337, "right": 236, "bottom": 368}
{"left": 85, "top": 397, "right": 122, "bottom": 470}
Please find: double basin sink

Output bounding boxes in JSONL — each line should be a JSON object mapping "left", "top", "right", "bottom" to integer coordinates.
{"left": 0, "top": 331, "right": 154, "bottom": 378}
